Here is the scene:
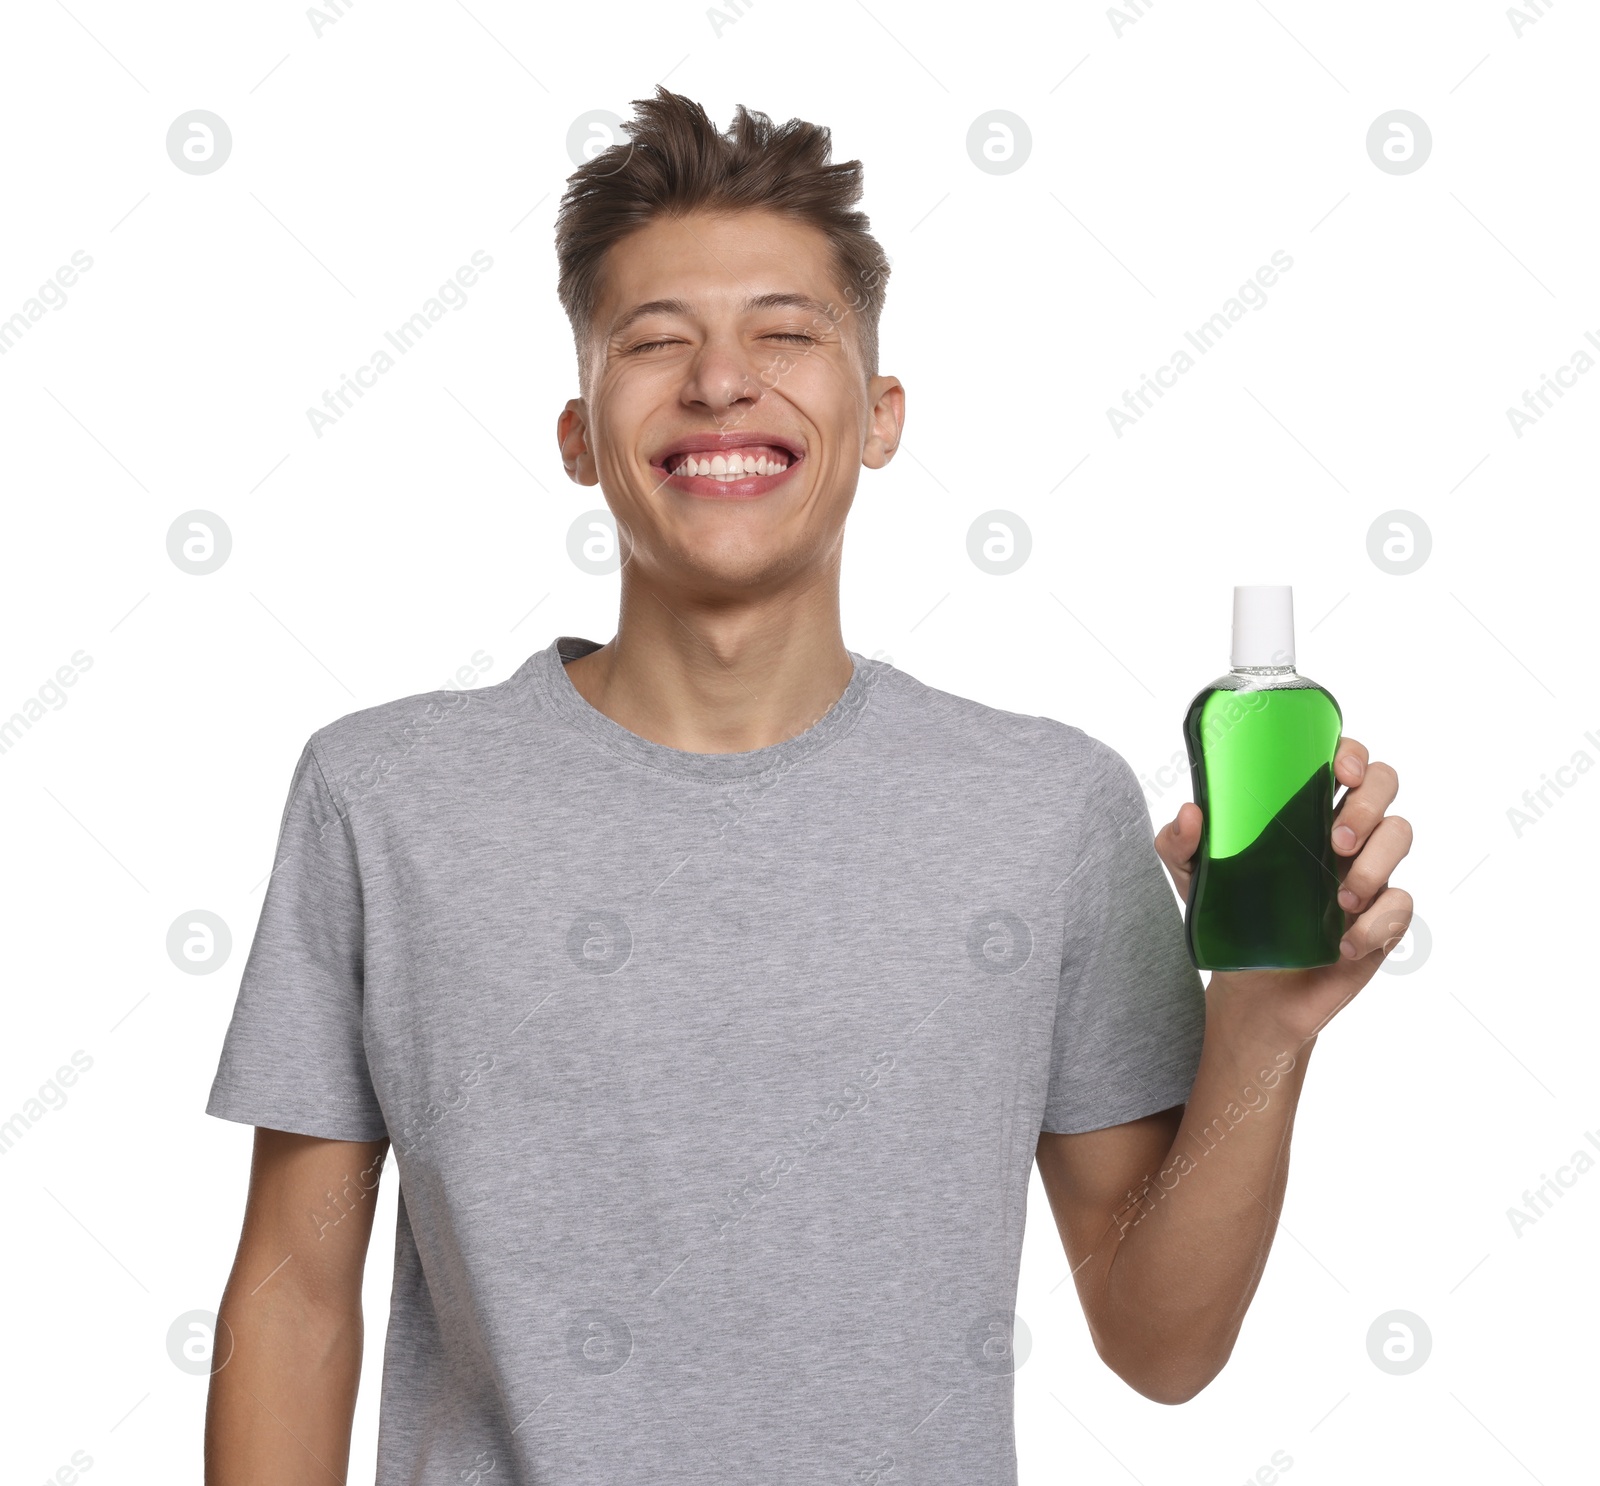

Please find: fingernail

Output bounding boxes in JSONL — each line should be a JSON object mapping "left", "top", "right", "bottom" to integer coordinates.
{"left": 1338, "top": 889, "right": 1357, "bottom": 910}
{"left": 1340, "top": 939, "right": 1357, "bottom": 959}
{"left": 1333, "top": 826, "right": 1356, "bottom": 850}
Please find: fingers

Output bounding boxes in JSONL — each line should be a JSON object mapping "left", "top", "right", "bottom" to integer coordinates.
{"left": 1331, "top": 759, "right": 1398, "bottom": 855}
{"left": 1335, "top": 736, "right": 1369, "bottom": 790}
{"left": 1340, "top": 885, "right": 1414, "bottom": 962}
{"left": 1337, "top": 814, "right": 1414, "bottom": 913}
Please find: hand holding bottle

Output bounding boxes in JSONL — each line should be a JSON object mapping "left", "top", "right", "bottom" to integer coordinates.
{"left": 1154, "top": 733, "right": 1414, "bottom": 1046}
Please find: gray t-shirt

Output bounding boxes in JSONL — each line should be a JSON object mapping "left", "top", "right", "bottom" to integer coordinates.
{"left": 206, "top": 634, "right": 1205, "bottom": 1484}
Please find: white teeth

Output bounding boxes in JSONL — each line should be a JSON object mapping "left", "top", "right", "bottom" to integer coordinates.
{"left": 671, "top": 449, "right": 792, "bottom": 478}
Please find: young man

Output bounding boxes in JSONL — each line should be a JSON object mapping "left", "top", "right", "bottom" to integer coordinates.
{"left": 204, "top": 88, "right": 1413, "bottom": 1483}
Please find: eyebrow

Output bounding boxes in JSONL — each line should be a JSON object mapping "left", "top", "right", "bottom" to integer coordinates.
{"left": 609, "top": 292, "right": 835, "bottom": 339}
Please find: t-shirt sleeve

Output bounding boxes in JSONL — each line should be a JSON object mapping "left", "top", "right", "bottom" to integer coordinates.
{"left": 1040, "top": 738, "right": 1207, "bottom": 1135}
{"left": 205, "top": 735, "right": 389, "bottom": 1142}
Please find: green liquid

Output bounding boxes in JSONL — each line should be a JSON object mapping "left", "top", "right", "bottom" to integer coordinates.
{"left": 1182, "top": 678, "right": 1344, "bottom": 970}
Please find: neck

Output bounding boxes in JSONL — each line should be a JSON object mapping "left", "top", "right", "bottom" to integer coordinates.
{"left": 562, "top": 565, "right": 854, "bottom": 754}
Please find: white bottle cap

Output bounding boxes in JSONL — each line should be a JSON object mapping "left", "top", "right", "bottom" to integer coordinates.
{"left": 1231, "top": 585, "right": 1295, "bottom": 668}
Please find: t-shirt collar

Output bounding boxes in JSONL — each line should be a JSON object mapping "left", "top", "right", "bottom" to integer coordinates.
{"left": 520, "top": 634, "right": 878, "bottom": 781}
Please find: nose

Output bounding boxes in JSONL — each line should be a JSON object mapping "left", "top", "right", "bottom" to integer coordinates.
{"left": 681, "top": 330, "right": 765, "bottom": 419}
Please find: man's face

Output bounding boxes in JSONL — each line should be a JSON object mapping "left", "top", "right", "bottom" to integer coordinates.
{"left": 557, "top": 209, "right": 903, "bottom": 595}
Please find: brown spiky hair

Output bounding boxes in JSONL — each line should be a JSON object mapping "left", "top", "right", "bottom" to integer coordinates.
{"left": 555, "top": 88, "right": 891, "bottom": 394}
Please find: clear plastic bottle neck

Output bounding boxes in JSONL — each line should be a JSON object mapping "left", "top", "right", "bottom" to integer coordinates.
{"left": 1230, "top": 663, "right": 1297, "bottom": 677}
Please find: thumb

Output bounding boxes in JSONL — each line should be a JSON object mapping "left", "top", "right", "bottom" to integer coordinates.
{"left": 1155, "top": 801, "right": 1202, "bottom": 884}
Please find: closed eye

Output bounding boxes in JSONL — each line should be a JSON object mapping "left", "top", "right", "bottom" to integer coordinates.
{"left": 625, "top": 332, "right": 818, "bottom": 354}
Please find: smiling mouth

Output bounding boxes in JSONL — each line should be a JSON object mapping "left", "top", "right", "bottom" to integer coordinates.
{"left": 654, "top": 441, "right": 803, "bottom": 497}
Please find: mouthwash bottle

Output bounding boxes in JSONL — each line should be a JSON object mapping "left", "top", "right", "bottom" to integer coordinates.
{"left": 1182, "top": 586, "right": 1344, "bottom": 970}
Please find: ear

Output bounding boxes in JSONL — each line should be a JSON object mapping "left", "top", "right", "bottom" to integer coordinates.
{"left": 860, "top": 375, "right": 905, "bottom": 471}
{"left": 557, "top": 398, "right": 600, "bottom": 485}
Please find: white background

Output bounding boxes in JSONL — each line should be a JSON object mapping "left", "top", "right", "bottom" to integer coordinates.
{"left": 1, "top": 0, "right": 1595, "bottom": 1481}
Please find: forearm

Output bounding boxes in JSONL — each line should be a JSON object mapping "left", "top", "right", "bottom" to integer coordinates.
{"left": 205, "top": 1276, "right": 364, "bottom": 1483}
{"left": 1095, "top": 983, "right": 1314, "bottom": 1402}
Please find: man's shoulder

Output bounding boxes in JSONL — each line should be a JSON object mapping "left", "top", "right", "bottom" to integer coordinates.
{"left": 300, "top": 665, "right": 532, "bottom": 792}
{"left": 871, "top": 660, "right": 1137, "bottom": 792}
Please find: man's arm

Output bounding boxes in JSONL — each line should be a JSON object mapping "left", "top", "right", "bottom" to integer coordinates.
{"left": 205, "top": 1128, "right": 390, "bottom": 1483}
{"left": 1035, "top": 1001, "right": 1311, "bottom": 1405}
{"left": 1035, "top": 736, "right": 1409, "bottom": 1404}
